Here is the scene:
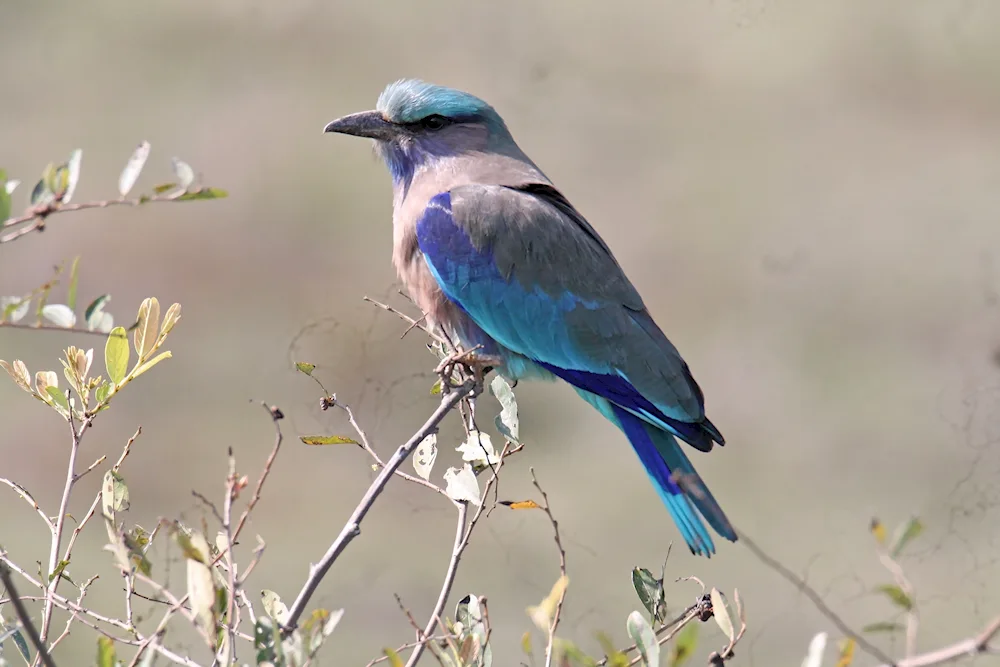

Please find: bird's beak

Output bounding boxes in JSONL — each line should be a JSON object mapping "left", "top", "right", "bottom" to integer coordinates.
{"left": 323, "top": 110, "right": 397, "bottom": 141}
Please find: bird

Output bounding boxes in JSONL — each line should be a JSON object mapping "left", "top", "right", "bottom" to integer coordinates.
{"left": 323, "top": 79, "right": 737, "bottom": 556}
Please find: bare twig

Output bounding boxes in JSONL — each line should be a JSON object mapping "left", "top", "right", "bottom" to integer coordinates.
{"left": 230, "top": 403, "right": 285, "bottom": 546}
{"left": 222, "top": 448, "right": 239, "bottom": 664}
{"left": 363, "top": 297, "right": 448, "bottom": 346}
{"left": 283, "top": 381, "right": 474, "bottom": 633}
{"left": 0, "top": 322, "right": 130, "bottom": 337}
{"left": 403, "top": 439, "right": 522, "bottom": 667}
{"left": 530, "top": 468, "right": 567, "bottom": 667}
{"left": 0, "top": 478, "right": 55, "bottom": 533}
{"left": 0, "top": 191, "right": 215, "bottom": 244}
{"left": 737, "top": 529, "right": 895, "bottom": 664}
{"left": 48, "top": 574, "right": 99, "bottom": 653}
{"left": 0, "top": 562, "right": 57, "bottom": 667}
{"left": 876, "top": 542, "right": 919, "bottom": 657}
{"left": 402, "top": 503, "right": 469, "bottom": 667}
{"left": 38, "top": 407, "right": 93, "bottom": 649}
{"left": 62, "top": 427, "right": 140, "bottom": 564}
{"left": 876, "top": 616, "right": 1000, "bottom": 667}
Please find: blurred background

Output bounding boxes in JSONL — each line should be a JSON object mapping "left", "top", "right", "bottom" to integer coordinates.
{"left": 2, "top": 0, "right": 999, "bottom": 664}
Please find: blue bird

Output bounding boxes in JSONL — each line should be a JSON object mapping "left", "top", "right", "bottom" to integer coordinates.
{"left": 323, "top": 80, "right": 737, "bottom": 556}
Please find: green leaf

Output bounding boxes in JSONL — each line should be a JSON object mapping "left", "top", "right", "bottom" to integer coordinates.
{"left": 30, "top": 175, "right": 54, "bottom": 207}
{"left": 294, "top": 361, "right": 316, "bottom": 376}
{"left": 632, "top": 567, "right": 666, "bottom": 625}
{"left": 96, "top": 636, "right": 116, "bottom": 667}
{"left": 299, "top": 435, "right": 359, "bottom": 446}
{"left": 130, "top": 350, "right": 172, "bottom": 381}
{"left": 95, "top": 381, "right": 111, "bottom": 405}
{"left": 48, "top": 559, "right": 71, "bottom": 583}
{"left": 11, "top": 626, "right": 30, "bottom": 662}
{"left": 874, "top": 584, "right": 913, "bottom": 611}
{"left": 862, "top": 622, "right": 903, "bottom": 633}
{"left": 627, "top": 610, "right": 660, "bottom": 667}
{"left": 67, "top": 256, "right": 81, "bottom": 310}
{"left": 0, "top": 169, "right": 11, "bottom": 222}
{"left": 455, "top": 594, "right": 491, "bottom": 667}
{"left": 596, "top": 632, "right": 628, "bottom": 667}
{"left": 430, "top": 378, "right": 443, "bottom": 395}
{"left": 119, "top": 141, "right": 150, "bottom": 197}
{"left": 105, "top": 326, "right": 129, "bottom": 386}
{"left": 175, "top": 187, "right": 228, "bottom": 201}
{"left": 383, "top": 647, "right": 404, "bottom": 667}
{"left": 490, "top": 375, "right": 519, "bottom": 442}
{"left": 668, "top": 623, "right": 698, "bottom": 667}
{"left": 46, "top": 386, "right": 70, "bottom": 413}
{"left": 890, "top": 517, "right": 923, "bottom": 558}
{"left": 2, "top": 296, "right": 31, "bottom": 323}
{"left": 152, "top": 182, "right": 178, "bottom": 194}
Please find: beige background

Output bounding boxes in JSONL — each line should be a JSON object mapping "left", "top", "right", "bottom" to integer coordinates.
{"left": 2, "top": 1, "right": 999, "bottom": 664}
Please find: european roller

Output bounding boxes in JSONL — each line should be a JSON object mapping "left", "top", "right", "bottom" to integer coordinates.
{"left": 323, "top": 79, "right": 737, "bottom": 556}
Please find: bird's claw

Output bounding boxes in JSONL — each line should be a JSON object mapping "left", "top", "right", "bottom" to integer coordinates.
{"left": 435, "top": 347, "right": 503, "bottom": 390}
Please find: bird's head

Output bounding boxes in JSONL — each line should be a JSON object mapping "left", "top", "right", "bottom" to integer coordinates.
{"left": 323, "top": 79, "right": 514, "bottom": 188}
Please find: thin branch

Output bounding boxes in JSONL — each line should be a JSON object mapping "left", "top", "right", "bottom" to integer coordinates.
{"left": 403, "top": 503, "right": 469, "bottom": 667}
{"left": 0, "top": 562, "right": 57, "bottom": 667}
{"left": 0, "top": 321, "right": 124, "bottom": 338}
{"left": 737, "top": 529, "right": 895, "bottom": 665}
{"left": 335, "top": 397, "right": 450, "bottom": 498}
{"left": 403, "top": 438, "right": 522, "bottom": 667}
{"left": 363, "top": 297, "right": 448, "bottom": 346}
{"left": 62, "top": 427, "right": 140, "bottom": 564}
{"left": 596, "top": 602, "right": 702, "bottom": 666}
{"left": 876, "top": 542, "right": 919, "bottom": 658}
{"left": 222, "top": 448, "right": 239, "bottom": 664}
{"left": 283, "top": 381, "right": 474, "bottom": 633}
{"left": 0, "top": 191, "right": 207, "bottom": 244}
{"left": 878, "top": 616, "right": 1000, "bottom": 667}
{"left": 229, "top": 403, "right": 284, "bottom": 546}
{"left": 47, "top": 574, "right": 99, "bottom": 653}
{"left": 0, "top": 478, "right": 55, "bottom": 533}
{"left": 38, "top": 408, "right": 93, "bottom": 647}
{"left": 530, "top": 468, "right": 567, "bottom": 667}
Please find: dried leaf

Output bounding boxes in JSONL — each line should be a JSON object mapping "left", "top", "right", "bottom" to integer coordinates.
{"left": 187, "top": 533, "right": 217, "bottom": 647}
{"left": 172, "top": 157, "right": 196, "bottom": 189}
{"left": 62, "top": 149, "right": 82, "bottom": 203}
{"left": 134, "top": 297, "right": 161, "bottom": 359}
{"left": 500, "top": 499, "right": 541, "bottom": 510}
{"left": 870, "top": 517, "right": 886, "bottom": 546}
{"left": 299, "top": 435, "right": 359, "bottom": 445}
{"left": 261, "top": 589, "right": 290, "bottom": 625}
{"left": 456, "top": 430, "right": 500, "bottom": 466}
{"left": 119, "top": 141, "right": 151, "bottom": 196}
{"left": 105, "top": 325, "right": 129, "bottom": 386}
{"left": 444, "top": 465, "right": 482, "bottom": 506}
{"left": 710, "top": 588, "right": 734, "bottom": 642}
{"left": 490, "top": 375, "right": 519, "bottom": 442}
{"left": 1, "top": 359, "right": 32, "bottom": 392}
{"left": 526, "top": 574, "right": 569, "bottom": 631}
{"left": 41, "top": 304, "right": 76, "bottom": 328}
{"left": 101, "top": 470, "right": 130, "bottom": 517}
{"left": 801, "top": 632, "right": 827, "bottom": 667}
{"left": 413, "top": 433, "right": 438, "bottom": 481}
{"left": 835, "top": 638, "right": 856, "bottom": 667}
{"left": 627, "top": 610, "right": 660, "bottom": 667}
{"left": 34, "top": 370, "right": 58, "bottom": 396}
{"left": 1, "top": 296, "right": 31, "bottom": 323}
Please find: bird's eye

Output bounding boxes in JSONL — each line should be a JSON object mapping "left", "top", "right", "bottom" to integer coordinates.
{"left": 421, "top": 114, "right": 449, "bottom": 130}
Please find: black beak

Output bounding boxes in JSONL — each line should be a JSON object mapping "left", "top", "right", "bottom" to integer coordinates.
{"left": 323, "top": 110, "right": 397, "bottom": 141}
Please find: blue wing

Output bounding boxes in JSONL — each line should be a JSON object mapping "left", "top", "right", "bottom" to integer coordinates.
{"left": 415, "top": 185, "right": 736, "bottom": 554}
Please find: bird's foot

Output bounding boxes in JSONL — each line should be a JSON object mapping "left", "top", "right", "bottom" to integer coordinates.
{"left": 435, "top": 346, "right": 503, "bottom": 391}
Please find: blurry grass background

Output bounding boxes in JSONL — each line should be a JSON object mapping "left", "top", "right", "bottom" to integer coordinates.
{"left": 2, "top": 0, "right": 999, "bottom": 664}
